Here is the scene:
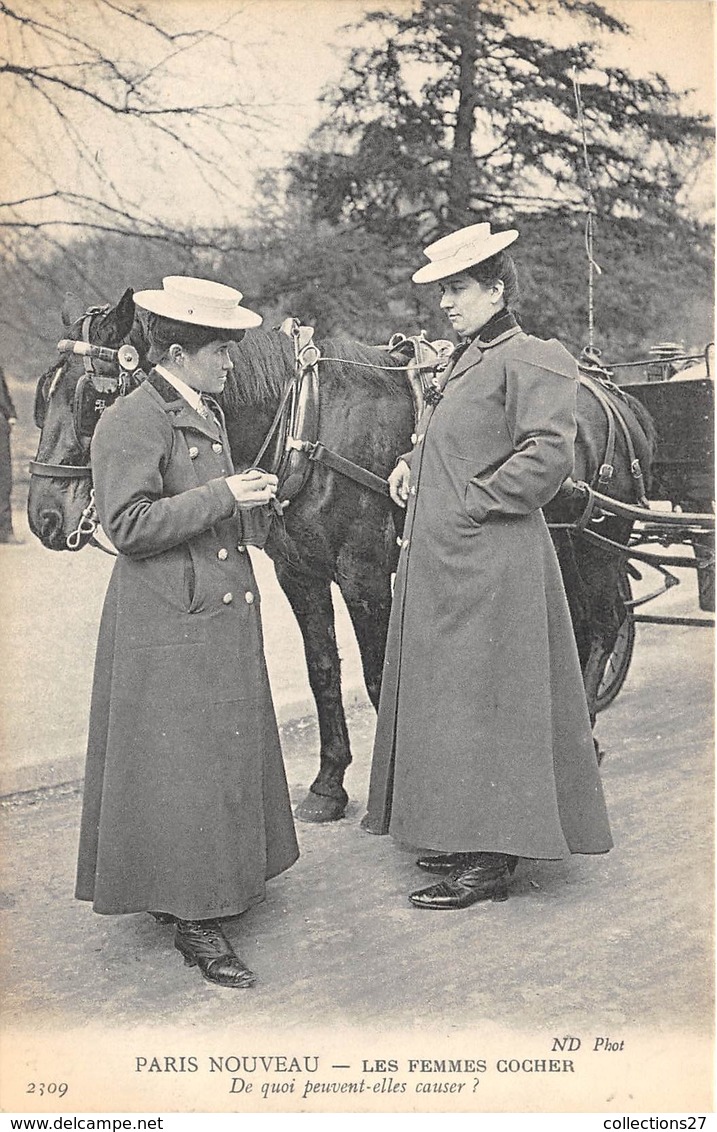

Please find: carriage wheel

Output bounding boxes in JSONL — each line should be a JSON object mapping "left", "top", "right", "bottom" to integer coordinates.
{"left": 594, "top": 573, "right": 635, "bottom": 713}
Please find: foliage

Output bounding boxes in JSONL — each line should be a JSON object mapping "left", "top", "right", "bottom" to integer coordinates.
{"left": 1, "top": 210, "right": 712, "bottom": 384}
{"left": 286, "top": 0, "right": 713, "bottom": 240}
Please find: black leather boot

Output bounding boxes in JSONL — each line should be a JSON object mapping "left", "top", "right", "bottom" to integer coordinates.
{"left": 409, "top": 856, "right": 513, "bottom": 910}
{"left": 174, "top": 919, "right": 256, "bottom": 988}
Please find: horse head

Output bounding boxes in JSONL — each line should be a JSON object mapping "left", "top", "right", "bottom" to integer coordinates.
{"left": 27, "top": 288, "right": 147, "bottom": 551}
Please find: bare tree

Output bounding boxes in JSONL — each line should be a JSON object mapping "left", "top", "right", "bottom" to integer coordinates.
{"left": 0, "top": 0, "right": 271, "bottom": 250}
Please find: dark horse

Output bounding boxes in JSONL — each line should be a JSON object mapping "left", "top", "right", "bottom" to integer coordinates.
{"left": 28, "top": 289, "right": 656, "bottom": 822}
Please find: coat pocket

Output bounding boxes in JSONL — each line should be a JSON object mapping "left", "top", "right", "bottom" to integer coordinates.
{"left": 124, "top": 546, "right": 196, "bottom": 615}
{"left": 445, "top": 452, "right": 484, "bottom": 527}
{"left": 184, "top": 547, "right": 198, "bottom": 611}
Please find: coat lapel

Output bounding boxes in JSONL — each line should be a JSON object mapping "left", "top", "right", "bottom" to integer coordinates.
{"left": 445, "top": 326, "right": 525, "bottom": 385}
{"left": 144, "top": 369, "right": 222, "bottom": 442}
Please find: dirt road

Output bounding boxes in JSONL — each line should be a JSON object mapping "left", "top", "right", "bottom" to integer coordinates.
{"left": 2, "top": 377, "right": 713, "bottom": 1112}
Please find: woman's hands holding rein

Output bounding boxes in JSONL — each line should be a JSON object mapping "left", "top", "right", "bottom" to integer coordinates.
{"left": 226, "top": 468, "right": 279, "bottom": 509}
{"left": 388, "top": 459, "right": 411, "bottom": 508}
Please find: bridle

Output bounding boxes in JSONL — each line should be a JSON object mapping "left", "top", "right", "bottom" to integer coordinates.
{"left": 30, "top": 305, "right": 142, "bottom": 480}
{"left": 29, "top": 305, "right": 144, "bottom": 552}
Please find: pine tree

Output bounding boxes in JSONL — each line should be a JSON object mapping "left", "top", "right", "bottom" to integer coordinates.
{"left": 286, "top": 0, "right": 712, "bottom": 240}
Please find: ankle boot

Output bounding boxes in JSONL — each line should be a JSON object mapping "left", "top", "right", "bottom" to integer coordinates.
{"left": 174, "top": 919, "right": 256, "bottom": 988}
{"left": 409, "top": 857, "right": 512, "bottom": 910}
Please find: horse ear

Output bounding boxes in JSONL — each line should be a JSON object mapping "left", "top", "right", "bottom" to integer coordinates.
{"left": 115, "top": 288, "right": 136, "bottom": 337}
{"left": 61, "top": 292, "right": 85, "bottom": 328}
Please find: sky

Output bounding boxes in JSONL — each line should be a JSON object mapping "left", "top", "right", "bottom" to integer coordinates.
{"left": 0, "top": 0, "right": 714, "bottom": 233}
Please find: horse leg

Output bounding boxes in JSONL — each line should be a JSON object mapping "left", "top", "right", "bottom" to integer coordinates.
{"left": 571, "top": 537, "right": 631, "bottom": 765}
{"left": 338, "top": 570, "right": 393, "bottom": 711}
{"left": 552, "top": 532, "right": 610, "bottom": 763}
{"left": 273, "top": 560, "right": 351, "bottom": 823}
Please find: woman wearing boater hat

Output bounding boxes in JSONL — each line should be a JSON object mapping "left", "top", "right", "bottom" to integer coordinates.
{"left": 363, "top": 224, "right": 612, "bottom": 908}
{"left": 75, "top": 277, "right": 298, "bottom": 987}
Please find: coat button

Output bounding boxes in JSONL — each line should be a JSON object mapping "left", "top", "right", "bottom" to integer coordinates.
{"left": 417, "top": 434, "right": 424, "bottom": 443}
{"left": 244, "top": 591, "right": 255, "bottom": 604}
{"left": 188, "top": 446, "right": 199, "bottom": 459}
{"left": 217, "top": 548, "right": 228, "bottom": 561}
{"left": 212, "top": 442, "right": 223, "bottom": 453}
{"left": 410, "top": 486, "right": 416, "bottom": 495}
{"left": 236, "top": 543, "right": 246, "bottom": 553}
{"left": 222, "top": 592, "right": 233, "bottom": 604}
{"left": 396, "top": 535, "right": 403, "bottom": 546}
{"left": 411, "top": 433, "right": 417, "bottom": 445}
{"left": 402, "top": 537, "right": 409, "bottom": 549}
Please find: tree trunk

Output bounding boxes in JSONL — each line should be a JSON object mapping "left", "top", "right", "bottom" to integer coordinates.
{"left": 447, "top": 11, "right": 479, "bottom": 225}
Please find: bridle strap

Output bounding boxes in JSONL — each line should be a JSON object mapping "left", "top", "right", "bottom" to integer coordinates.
{"left": 28, "top": 460, "right": 93, "bottom": 478}
{"left": 30, "top": 305, "right": 143, "bottom": 483}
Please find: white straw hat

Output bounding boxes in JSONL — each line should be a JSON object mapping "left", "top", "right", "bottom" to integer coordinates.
{"left": 133, "top": 276, "right": 263, "bottom": 329}
{"left": 412, "top": 223, "right": 519, "bottom": 284}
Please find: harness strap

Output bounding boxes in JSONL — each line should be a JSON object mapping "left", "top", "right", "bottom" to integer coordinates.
{"left": 28, "top": 460, "right": 93, "bottom": 479}
{"left": 580, "top": 373, "right": 616, "bottom": 490}
{"left": 252, "top": 370, "right": 299, "bottom": 471}
{"left": 579, "top": 372, "right": 648, "bottom": 504}
{"left": 387, "top": 333, "right": 454, "bottom": 427}
{"left": 288, "top": 439, "right": 389, "bottom": 497}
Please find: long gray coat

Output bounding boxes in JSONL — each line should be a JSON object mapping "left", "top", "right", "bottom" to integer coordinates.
{"left": 364, "top": 327, "right": 613, "bottom": 859}
{"left": 75, "top": 370, "right": 299, "bottom": 918}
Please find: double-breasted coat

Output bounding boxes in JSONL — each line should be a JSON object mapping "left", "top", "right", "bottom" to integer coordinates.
{"left": 75, "top": 370, "right": 299, "bottom": 919}
{"left": 364, "top": 323, "right": 613, "bottom": 859}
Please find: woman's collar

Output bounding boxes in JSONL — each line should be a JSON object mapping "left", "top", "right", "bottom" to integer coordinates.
{"left": 470, "top": 307, "right": 518, "bottom": 345}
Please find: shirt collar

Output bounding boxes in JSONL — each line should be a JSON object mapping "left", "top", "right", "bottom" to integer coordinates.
{"left": 154, "top": 364, "right": 204, "bottom": 415}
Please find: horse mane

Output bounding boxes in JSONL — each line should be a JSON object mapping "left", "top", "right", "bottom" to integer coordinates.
{"left": 223, "top": 329, "right": 406, "bottom": 411}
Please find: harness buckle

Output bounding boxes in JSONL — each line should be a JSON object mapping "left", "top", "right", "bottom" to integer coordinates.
{"left": 298, "top": 343, "right": 320, "bottom": 369}
{"left": 598, "top": 462, "right": 614, "bottom": 483}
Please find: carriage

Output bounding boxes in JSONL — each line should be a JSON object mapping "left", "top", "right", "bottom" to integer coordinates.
{"left": 577, "top": 342, "right": 715, "bottom": 711}
{"left": 26, "top": 291, "right": 714, "bottom": 820}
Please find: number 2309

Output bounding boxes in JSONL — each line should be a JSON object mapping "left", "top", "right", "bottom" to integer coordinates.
{"left": 26, "top": 1082, "right": 69, "bottom": 1097}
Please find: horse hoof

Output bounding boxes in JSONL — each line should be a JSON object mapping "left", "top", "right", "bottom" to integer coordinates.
{"left": 294, "top": 791, "right": 347, "bottom": 823}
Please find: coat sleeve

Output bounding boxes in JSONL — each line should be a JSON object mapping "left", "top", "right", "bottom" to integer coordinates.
{"left": 91, "top": 398, "right": 236, "bottom": 559}
{"left": 464, "top": 340, "right": 578, "bottom": 523}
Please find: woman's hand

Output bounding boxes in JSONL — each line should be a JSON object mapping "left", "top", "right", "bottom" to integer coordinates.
{"left": 226, "top": 468, "right": 279, "bottom": 509}
{"left": 388, "top": 459, "right": 411, "bottom": 508}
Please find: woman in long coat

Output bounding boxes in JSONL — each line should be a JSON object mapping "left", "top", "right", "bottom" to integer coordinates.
{"left": 75, "top": 277, "right": 299, "bottom": 985}
{"left": 363, "top": 224, "right": 612, "bottom": 909}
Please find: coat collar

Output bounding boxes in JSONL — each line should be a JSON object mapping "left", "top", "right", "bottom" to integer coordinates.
{"left": 447, "top": 324, "right": 524, "bottom": 383}
{"left": 143, "top": 369, "right": 223, "bottom": 441}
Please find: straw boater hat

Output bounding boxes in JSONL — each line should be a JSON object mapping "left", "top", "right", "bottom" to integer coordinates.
{"left": 133, "top": 276, "right": 263, "bottom": 329}
{"left": 412, "top": 223, "right": 519, "bottom": 284}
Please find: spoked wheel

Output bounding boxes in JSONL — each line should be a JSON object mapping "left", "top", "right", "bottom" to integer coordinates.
{"left": 594, "top": 573, "right": 635, "bottom": 713}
